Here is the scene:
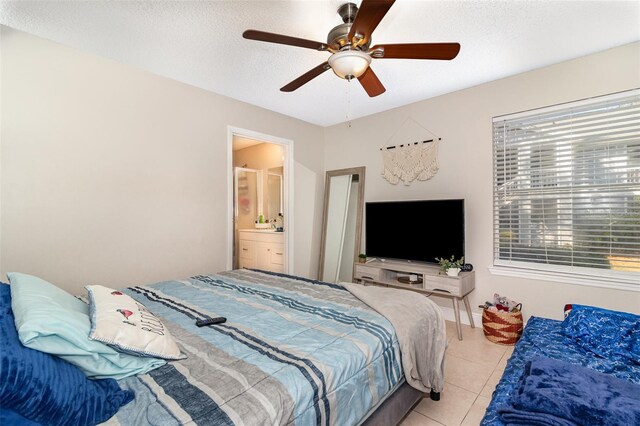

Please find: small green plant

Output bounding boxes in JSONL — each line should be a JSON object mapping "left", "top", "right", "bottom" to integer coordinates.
{"left": 358, "top": 253, "right": 367, "bottom": 263}
{"left": 435, "top": 255, "right": 464, "bottom": 273}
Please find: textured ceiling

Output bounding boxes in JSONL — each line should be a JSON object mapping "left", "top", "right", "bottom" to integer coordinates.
{"left": 1, "top": 0, "right": 638, "bottom": 127}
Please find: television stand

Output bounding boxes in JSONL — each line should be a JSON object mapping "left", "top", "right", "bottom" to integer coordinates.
{"left": 353, "top": 259, "right": 475, "bottom": 340}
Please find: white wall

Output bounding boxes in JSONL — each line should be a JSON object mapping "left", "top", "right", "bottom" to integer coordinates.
{"left": 324, "top": 42, "right": 640, "bottom": 321}
{"left": 0, "top": 27, "right": 325, "bottom": 294}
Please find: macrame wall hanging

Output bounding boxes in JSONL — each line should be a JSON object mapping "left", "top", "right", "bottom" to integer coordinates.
{"left": 380, "top": 117, "right": 441, "bottom": 186}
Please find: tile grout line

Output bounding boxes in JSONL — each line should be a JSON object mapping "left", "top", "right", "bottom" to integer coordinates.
{"left": 444, "top": 352, "right": 504, "bottom": 395}
{"left": 459, "top": 344, "right": 509, "bottom": 425}
{"left": 459, "top": 393, "right": 481, "bottom": 425}
{"left": 412, "top": 409, "right": 446, "bottom": 425}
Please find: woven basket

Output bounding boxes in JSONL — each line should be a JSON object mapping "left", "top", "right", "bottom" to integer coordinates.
{"left": 482, "top": 307, "right": 523, "bottom": 345}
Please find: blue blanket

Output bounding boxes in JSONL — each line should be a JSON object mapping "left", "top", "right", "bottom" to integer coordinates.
{"left": 481, "top": 317, "right": 640, "bottom": 425}
{"left": 497, "top": 357, "right": 640, "bottom": 426}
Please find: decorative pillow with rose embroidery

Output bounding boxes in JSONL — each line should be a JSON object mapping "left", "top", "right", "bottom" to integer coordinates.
{"left": 87, "top": 285, "right": 185, "bottom": 360}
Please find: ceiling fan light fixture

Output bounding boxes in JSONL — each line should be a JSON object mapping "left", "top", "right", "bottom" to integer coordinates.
{"left": 328, "top": 50, "right": 371, "bottom": 80}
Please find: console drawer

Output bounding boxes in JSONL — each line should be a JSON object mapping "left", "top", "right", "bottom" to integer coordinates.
{"left": 354, "top": 264, "right": 382, "bottom": 282}
{"left": 423, "top": 275, "right": 463, "bottom": 297}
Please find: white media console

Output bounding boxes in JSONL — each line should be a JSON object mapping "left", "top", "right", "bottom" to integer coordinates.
{"left": 353, "top": 258, "right": 475, "bottom": 340}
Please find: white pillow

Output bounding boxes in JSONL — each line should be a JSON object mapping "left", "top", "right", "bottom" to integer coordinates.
{"left": 86, "top": 285, "right": 185, "bottom": 360}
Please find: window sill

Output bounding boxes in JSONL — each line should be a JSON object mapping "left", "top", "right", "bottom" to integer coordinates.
{"left": 488, "top": 264, "right": 639, "bottom": 292}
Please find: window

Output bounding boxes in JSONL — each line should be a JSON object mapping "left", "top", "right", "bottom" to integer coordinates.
{"left": 492, "top": 90, "right": 640, "bottom": 291}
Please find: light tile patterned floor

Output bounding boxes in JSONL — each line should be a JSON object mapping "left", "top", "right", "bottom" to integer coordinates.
{"left": 399, "top": 321, "right": 514, "bottom": 426}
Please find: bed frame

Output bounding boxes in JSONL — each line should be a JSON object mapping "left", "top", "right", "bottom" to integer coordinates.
{"left": 363, "top": 384, "right": 439, "bottom": 425}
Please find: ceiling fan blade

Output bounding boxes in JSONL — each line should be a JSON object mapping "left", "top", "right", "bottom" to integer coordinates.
{"left": 243, "top": 30, "right": 328, "bottom": 51}
{"left": 357, "top": 67, "right": 386, "bottom": 97}
{"left": 370, "top": 43, "right": 461, "bottom": 60}
{"left": 348, "top": 0, "right": 395, "bottom": 46}
{"left": 281, "top": 62, "right": 331, "bottom": 92}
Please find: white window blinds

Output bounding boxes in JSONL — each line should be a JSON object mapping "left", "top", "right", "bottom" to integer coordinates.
{"left": 493, "top": 90, "right": 640, "bottom": 287}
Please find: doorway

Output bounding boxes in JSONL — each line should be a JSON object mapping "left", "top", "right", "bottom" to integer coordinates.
{"left": 227, "top": 127, "right": 293, "bottom": 273}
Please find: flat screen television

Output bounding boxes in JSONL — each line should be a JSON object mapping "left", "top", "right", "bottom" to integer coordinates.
{"left": 365, "top": 199, "right": 465, "bottom": 264}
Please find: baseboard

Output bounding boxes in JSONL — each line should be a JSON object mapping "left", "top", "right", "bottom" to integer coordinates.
{"left": 440, "top": 305, "right": 482, "bottom": 327}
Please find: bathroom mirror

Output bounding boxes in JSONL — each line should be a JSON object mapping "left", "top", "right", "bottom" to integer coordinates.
{"left": 318, "top": 167, "right": 366, "bottom": 283}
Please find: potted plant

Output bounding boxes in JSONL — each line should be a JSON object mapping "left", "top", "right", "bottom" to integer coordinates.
{"left": 436, "top": 255, "right": 464, "bottom": 277}
{"left": 358, "top": 253, "right": 367, "bottom": 263}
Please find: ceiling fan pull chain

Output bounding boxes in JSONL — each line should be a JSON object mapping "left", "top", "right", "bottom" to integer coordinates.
{"left": 346, "top": 81, "right": 352, "bottom": 128}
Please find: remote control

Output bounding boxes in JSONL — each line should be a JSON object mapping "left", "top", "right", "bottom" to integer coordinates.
{"left": 195, "top": 317, "right": 227, "bottom": 327}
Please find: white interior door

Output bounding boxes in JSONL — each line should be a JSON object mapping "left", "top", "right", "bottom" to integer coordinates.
{"left": 234, "top": 167, "right": 262, "bottom": 268}
{"left": 234, "top": 167, "right": 262, "bottom": 230}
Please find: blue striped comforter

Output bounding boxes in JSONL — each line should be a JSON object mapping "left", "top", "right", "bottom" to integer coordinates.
{"left": 107, "top": 270, "right": 403, "bottom": 426}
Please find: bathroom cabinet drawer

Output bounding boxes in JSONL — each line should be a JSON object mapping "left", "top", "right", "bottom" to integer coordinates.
{"left": 238, "top": 230, "right": 285, "bottom": 273}
{"left": 239, "top": 239, "right": 255, "bottom": 261}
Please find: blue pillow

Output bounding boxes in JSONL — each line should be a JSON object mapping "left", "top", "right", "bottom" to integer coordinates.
{"left": 9, "top": 273, "right": 165, "bottom": 379}
{"left": 0, "top": 283, "right": 134, "bottom": 425}
{"left": 563, "top": 304, "right": 640, "bottom": 365}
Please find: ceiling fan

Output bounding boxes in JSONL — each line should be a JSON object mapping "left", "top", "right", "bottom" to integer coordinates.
{"left": 242, "top": 0, "right": 460, "bottom": 97}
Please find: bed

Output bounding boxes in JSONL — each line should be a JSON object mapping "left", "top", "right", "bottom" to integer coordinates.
{"left": 481, "top": 311, "right": 640, "bottom": 425}
{"left": 97, "top": 268, "right": 443, "bottom": 426}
